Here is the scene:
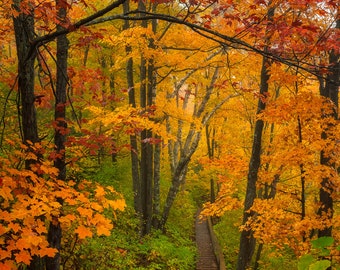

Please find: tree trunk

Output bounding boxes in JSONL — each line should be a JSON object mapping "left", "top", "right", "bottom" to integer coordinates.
{"left": 237, "top": 5, "right": 275, "bottom": 269}
{"left": 12, "top": 0, "right": 38, "bottom": 153}
{"left": 123, "top": 0, "right": 142, "bottom": 217}
{"left": 159, "top": 65, "right": 235, "bottom": 230}
{"left": 317, "top": 19, "right": 339, "bottom": 239}
{"left": 160, "top": 129, "right": 202, "bottom": 229}
{"left": 237, "top": 48, "right": 272, "bottom": 270}
{"left": 12, "top": 2, "right": 45, "bottom": 269}
{"left": 138, "top": 0, "right": 158, "bottom": 235}
{"left": 139, "top": 50, "right": 153, "bottom": 235}
{"left": 46, "top": 1, "right": 69, "bottom": 270}
{"left": 152, "top": 135, "right": 161, "bottom": 228}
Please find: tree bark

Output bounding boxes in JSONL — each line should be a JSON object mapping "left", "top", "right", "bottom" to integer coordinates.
{"left": 152, "top": 135, "right": 161, "bottom": 228}
{"left": 139, "top": 12, "right": 153, "bottom": 234}
{"left": 12, "top": 1, "right": 46, "bottom": 269}
{"left": 236, "top": 5, "right": 275, "bottom": 269}
{"left": 123, "top": 0, "right": 142, "bottom": 218}
{"left": 237, "top": 39, "right": 273, "bottom": 270}
{"left": 12, "top": 0, "right": 38, "bottom": 153}
{"left": 46, "top": 1, "right": 69, "bottom": 270}
{"left": 317, "top": 19, "right": 339, "bottom": 239}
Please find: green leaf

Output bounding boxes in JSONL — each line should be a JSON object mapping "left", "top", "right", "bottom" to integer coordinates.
{"left": 298, "top": 254, "right": 314, "bottom": 270}
{"left": 309, "top": 260, "right": 331, "bottom": 270}
{"left": 312, "top": 237, "right": 334, "bottom": 249}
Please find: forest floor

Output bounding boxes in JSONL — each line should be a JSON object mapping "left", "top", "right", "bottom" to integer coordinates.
{"left": 195, "top": 210, "right": 219, "bottom": 270}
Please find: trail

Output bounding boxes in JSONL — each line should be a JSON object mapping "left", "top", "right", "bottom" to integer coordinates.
{"left": 195, "top": 210, "right": 218, "bottom": 270}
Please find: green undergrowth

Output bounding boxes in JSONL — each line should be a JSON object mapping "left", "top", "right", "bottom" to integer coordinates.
{"left": 213, "top": 209, "right": 242, "bottom": 269}
{"left": 61, "top": 157, "right": 197, "bottom": 269}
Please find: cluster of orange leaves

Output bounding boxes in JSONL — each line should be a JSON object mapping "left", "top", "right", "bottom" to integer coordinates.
{"left": 0, "top": 140, "right": 125, "bottom": 269}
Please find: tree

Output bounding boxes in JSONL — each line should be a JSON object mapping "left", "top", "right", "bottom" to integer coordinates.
{"left": 46, "top": 1, "right": 69, "bottom": 269}
{"left": 12, "top": 0, "right": 38, "bottom": 157}
{"left": 317, "top": 18, "right": 339, "bottom": 240}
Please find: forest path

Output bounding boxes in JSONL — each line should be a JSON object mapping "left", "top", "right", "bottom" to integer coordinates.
{"left": 195, "top": 209, "right": 219, "bottom": 270}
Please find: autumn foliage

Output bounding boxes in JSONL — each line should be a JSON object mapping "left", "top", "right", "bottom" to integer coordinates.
{"left": 0, "top": 140, "right": 125, "bottom": 269}
{"left": 0, "top": 0, "right": 339, "bottom": 269}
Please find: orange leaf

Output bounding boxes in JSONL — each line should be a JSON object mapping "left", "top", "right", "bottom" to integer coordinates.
{"left": 108, "top": 199, "right": 126, "bottom": 211}
{"left": 36, "top": 247, "right": 57, "bottom": 258}
{"left": 77, "top": 207, "right": 93, "bottom": 218}
{"left": 0, "top": 186, "right": 13, "bottom": 201}
{"left": 95, "top": 186, "right": 105, "bottom": 198}
{"left": 96, "top": 225, "right": 111, "bottom": 236}
{"left": 15, "top": 250, "right": 31, "bottom": 265}
{"left": 75, "top": 225, "right": 92, "bottom": 239}
{"left": 90, "top": 202, "right": 103, "bottom": 211}
{"left": 0, "top": 261, "right": 15, "bottom": 270}
{"left": 0, "top": 249, "right": 11, "bottom": 261}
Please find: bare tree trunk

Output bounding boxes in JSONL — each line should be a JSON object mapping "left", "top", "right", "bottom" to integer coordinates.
{"left": 12, "top": 0, "right": 38, "bottom": 153}
{"left": 137, "top": 0, "right": 153, "bottom": 235}
{"left": 317, "top": 19, "right": 339, "bottom": 240}
{"left": 152, "top": 135, "right": 161, "bottom": 228}
{"left": 206, "top": 125, "right": 216, "bottom": 203}
{"left": 160, "top": 151, "right": 197, "bottom": 229}
{"left": 123, "top": 0, "right": 142, "bottom": 217}
{"left": 46, "top": 1, "right": 69, "bottom": 270}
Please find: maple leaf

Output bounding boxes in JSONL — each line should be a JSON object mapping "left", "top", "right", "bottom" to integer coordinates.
{"left": 95, "top": 185, "right": 106, "bottom": 198}
{"left": 15, "top": 250, "right": 31, "bottom": 265}
{"left": 36, "top": 247, "right": 57, "bottom": 258}
{"left": 96, "top": 225, "right": 112, "bottom": 236}
{"left": 0, "top": 261, "right": 15, "bottom": 270}
{"left": 7, "top": 222, "right": 21, "bottom": 233}
{"left": 0, "top": 249, "right": 11, "bottom": 261}
{"left": 77, "top": 207, "right": 93, "bottom": 218}
{"left": 108, "top": 199, "right": 126, "bottom": 211}
{"left": 75, "top": 225, "right": 93, "bottom": 239}
{"left": 34, "top": 220, "right": 47, "bottom": 234}
{"left": 90, "top": 202, "right": 103, "bottom": 211}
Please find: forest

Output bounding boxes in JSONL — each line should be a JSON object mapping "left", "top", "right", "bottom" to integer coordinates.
{"left": 0, "top": 0, "right": 339, "bottom": 269}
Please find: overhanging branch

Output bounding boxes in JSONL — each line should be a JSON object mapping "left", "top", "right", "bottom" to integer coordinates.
{"left": 88, "top": 11, "right": 332, "bottom": 81}
{"left": 25, "top": 0, "right": 127, "bottom": 61}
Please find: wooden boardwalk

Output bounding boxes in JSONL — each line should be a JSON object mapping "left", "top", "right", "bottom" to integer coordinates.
{"left": 195, "top": 210, "right": 218, "bottom": 270}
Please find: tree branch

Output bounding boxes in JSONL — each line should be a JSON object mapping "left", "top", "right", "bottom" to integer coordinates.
{"left": 89, "top": 11, "right": 333, "bottom": 81}
{"left": 25, "top": 0, "right": 127, "bottom": 61}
